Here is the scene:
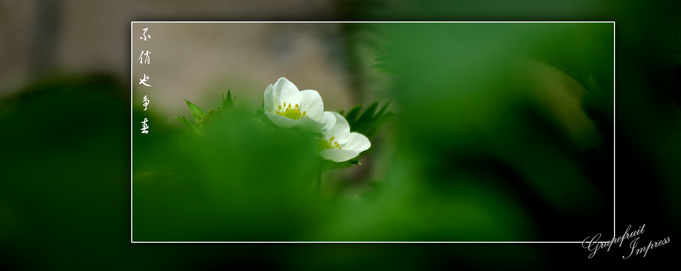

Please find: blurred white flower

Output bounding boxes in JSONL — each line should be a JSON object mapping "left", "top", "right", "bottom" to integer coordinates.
{"left": 263, "top": 77, "right": 325, "bottom": 129}
{"left": 318, "top": 111, "right": 371, "bottom": 162}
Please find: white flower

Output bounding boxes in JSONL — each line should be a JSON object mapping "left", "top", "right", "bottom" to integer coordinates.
{"left": 263, "top": 77, "right": 325, "bottom": 129}
{"left": 317, "top": 111, "right": 371, "bottom": 162}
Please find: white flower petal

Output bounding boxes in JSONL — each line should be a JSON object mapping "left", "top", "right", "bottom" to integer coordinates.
{"left": 273, "top": 77, "right": 301, "bottom": 107}
{"left": 342, "top": 132, "right": 371, "bottom": 153}
{"left": 324, "top": 112, "right": 350, "bottom": 145}
{"left": 265, "top": 111, "right": 298, "bottom": 128}
{"left": 297, "top": 116, "right": 326, "bottom": 131}
{"left": 320, "top": 149, "right": 360, "bottom": 162}
{"left": 318, "top": 111, "right": 336, "bottom": 133}
{"left": 299, "top": 90, "right": 324, "bottom": 121}
{"left": 263, "top": 84, "right": 275, "bottom": 113}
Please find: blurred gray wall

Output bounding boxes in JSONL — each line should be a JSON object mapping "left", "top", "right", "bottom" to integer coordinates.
{"left": 0, "top": 0, "right": 371, "bottom": 121}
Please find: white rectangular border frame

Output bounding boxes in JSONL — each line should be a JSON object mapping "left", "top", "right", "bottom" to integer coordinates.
{"left": 131, "top": 21, "right": 616, "bottom": 244}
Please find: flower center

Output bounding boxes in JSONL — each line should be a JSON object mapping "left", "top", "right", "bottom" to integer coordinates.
{"left": 319, "top": 136, "right": 341, "bottom": 151}
{"left": 276, "top": 102, "right": 307, "bottom": 120}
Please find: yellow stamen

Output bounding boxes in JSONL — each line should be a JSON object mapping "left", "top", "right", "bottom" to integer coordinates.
{"left": 318, "top": 138, "right": 343, "bottom": 151}
{"left": 275, "top": 102, "right": 305, "bottom": 120}
{"left": 295, "top": 104, "right": 299, "bottom": 108}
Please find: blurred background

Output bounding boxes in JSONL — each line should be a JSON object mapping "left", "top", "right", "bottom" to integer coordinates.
{"left": 1, "top": 0, "right": 679, "bottom": 270}
{"left": 130, "top": 23, "right": 367, "bottom": 123}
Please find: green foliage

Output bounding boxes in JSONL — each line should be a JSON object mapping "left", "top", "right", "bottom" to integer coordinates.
{"left": 177, "top": 90, "right": 236, "bottom": 133}
{"left": 137, "top": 101, "right": 322, "bottom": 242}
{"left": 342, "top": 101, "right": 395, "bottom": 138}
{"left": 176, "top": 115, "right": 198, "bottom": 132}
{"left": 533, "top": 56, "right": 603, "bottom": 105}
{"left": 185, "top": 100, "right": 205, "bottom": 124}
{"left": 371, "top": 46, "right": 400, "bottom": 73}
{"left": 220, "top": 89, "right": 236, "bottom": 112}
{"left": 371, "top": 57, "right": 397, "bottom": 73}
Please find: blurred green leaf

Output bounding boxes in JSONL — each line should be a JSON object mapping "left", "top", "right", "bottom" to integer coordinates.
{"left": 185, "top": 100, "right": 205, "bottom": 124}
{"left": 342, "top": 101, "right": 394, "bottom": 139}
{"left": 370, "top": 63, "right": 391, "bottom": 73}
{"left": 371, "top": 50, "right": 400, "bottom": 73}
{"left": 365, "top": 112, "right": 395, "bottom": 138}
{"left": 375, "top": 101, "right": 391, "bottom": 119}
{"left": 220, "top": 89, "right": 236, "bottom": 112}
{"left": 175, "top": 116, "right": 197, "bottom": 132}
{"left": 532, "top": 56, "right": 604, "bottom": 108}
{"left": 355, "top": 102, "right": 378, "bottom": 132}
{"left": 344, "top": 105, "right": 363, "bottom": 127}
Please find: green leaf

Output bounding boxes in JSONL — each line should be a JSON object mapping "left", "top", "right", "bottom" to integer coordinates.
{"left": 362, "top": 102, "right": 390, "bottom": 135}
{"left": 185, "top": 100, "right": 205, "bottom": 124}
{"left": 348, "top": 159, "right": 362, "bottom": 165}
{"left": 344, "top": 105, "right": 363, "bottom": 128}
{"left": 370, "top": 63, "right": 387, "bottom": 72}
{"left": 374, "top": 56, "right": 390, "bottom": 63}
{"left": 531, "top": 56, "right": 604, "bottom": 109}
{"left": 355, "top": 102, "right": 379, "bottom": 133}
{"left": 341, "top": 101, "right": 394, "bottom": 138}
{"left": 220, "top": 93, "right": 225, "bottom": 112}
{"left": 175, "top": 116, "right": 196, "bottom": 132}
{"left": 371, "top": 63, "right": 400, "bottom": 73}
{"left": 375, "top": 101, "right": 391, "bottom": 120}
{"left": 371, "top": 54, "right": 400, "bottom": 73}
{"left": 220, "top": 90, "right": 236, "bottom": 112}
{"left": 365, "top": 111, "right": 395, "bottom": 138}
